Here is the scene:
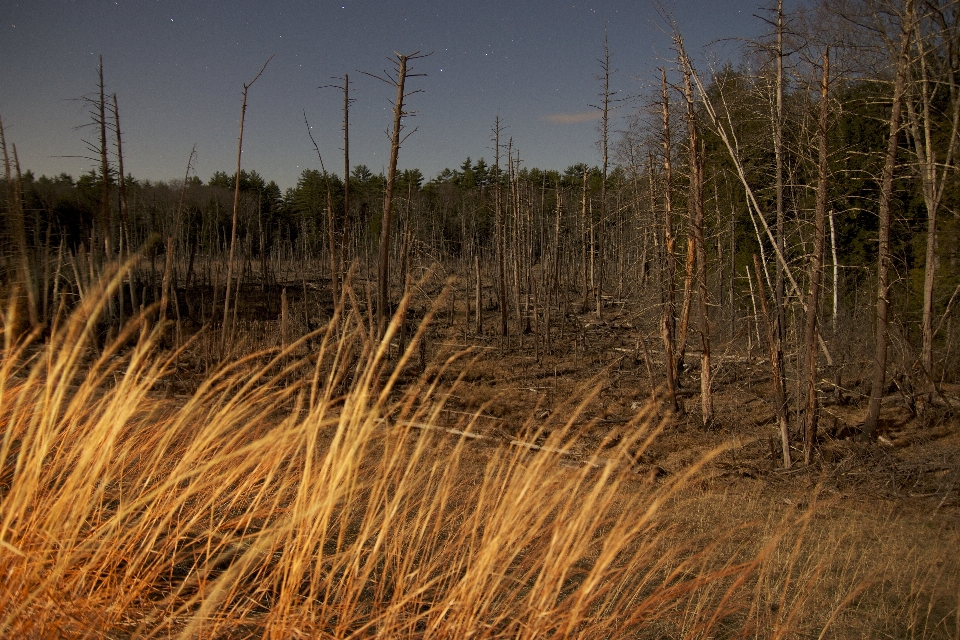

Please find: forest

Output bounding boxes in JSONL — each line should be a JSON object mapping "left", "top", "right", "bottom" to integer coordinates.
{"left": 1, "top": 0, "right": 959, "bottom": 638}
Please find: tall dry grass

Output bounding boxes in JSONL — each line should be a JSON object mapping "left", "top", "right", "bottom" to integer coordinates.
{"left": 0, "top": 269, "right": 957, "bottom": 638}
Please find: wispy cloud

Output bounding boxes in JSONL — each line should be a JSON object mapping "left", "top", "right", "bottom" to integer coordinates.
{"left": 543, "top": 111, "right": 599, "bottom": 124}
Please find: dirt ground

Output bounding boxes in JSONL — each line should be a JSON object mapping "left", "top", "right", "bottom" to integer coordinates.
{"left": 159, "top": 276, "right": 960, "bottom": 637}
{"left": 168, "top": 275, "right": 960, "bottom": 535}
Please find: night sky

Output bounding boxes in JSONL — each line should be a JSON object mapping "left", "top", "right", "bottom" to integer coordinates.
{"left": 2, "top": 1, "right": 765, "bottom": 190}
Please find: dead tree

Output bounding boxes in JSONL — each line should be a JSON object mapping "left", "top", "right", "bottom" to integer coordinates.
{"left": 112, "top": 93, "right": 137, "bottom": 322}
{"left": 222, "top": 55, "right": 272, "bottom": 349}
{"left": 804, "top": 48, "right": 830, "bottom": 464}
{"left": 590, "top": 30, "right": 617, "bottom": 319}
{"left": 322, "top": 74, "right": 356, "bottom": 288}
{"left": 681, "top": 55, "right": 713, "bottom": 427}
{"left": 304, "top": 112, "right": 338, "bottom": 305}
{"left": 581, "top": 166, "right": 590, "bottom": 312}
{"left": 363, "top": 51, "right": 428, "bottom": 335}
{"left": 97, "top": 56, "right": 113, "bottom": 259}
{"left": 342, "top": 74, "right": 352, "bottom": 272}
{"left": 676, "top": 238, "right": 695, "bottom": 383}
{"left": 754, "top": 254, "right": 791, "bottom": 468}
{"left": 771, "top": 0, "right": 790, "bottom": 420}
{"left": 659, "top": 69, "right": 679, "bottom": 413}
{"left": 494, "top": 115, "right": 508, "bottom": 337}
{"left": 761, "top": 0, "right": 789, "bottom": 420}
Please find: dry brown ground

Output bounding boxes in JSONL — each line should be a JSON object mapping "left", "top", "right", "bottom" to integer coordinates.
{"left": 378, "top": 291, "right": 960, "bottom": 638}
{"left": 152, "top": 276, "right": 960, "bottom": 638}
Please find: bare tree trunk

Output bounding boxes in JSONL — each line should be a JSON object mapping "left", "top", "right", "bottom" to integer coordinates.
{"left": 581, "top": 167, "right": 590, "bottom": 313}
{"left": 475, "top": 252, "right": 482, "bottom": 334}
{"left": 830, "top": 209, "right": 839, "bottom": 333}
{"left": 494, "top": 116, "right": 508, "bottom": 337}
{"left": 223, "top": 56, "right": 272, "bottom": 349}
{"left": 659, "top": 70, "right": 679, "bottom": 413}
{"left": 326, "top": 177, "right": 337, "bottom": 304}
{"left": 173, "top": 147, "right": 196, "bottom": 246}
{"left": 304, "top": 110, "right": 338, "bottom": 306}
{"left": 98, "top": 56, "right": 113, "bottom": 260}
{"left": 682, "top": 61, "right": 713, "bottom": 427}
{"left": 864, "top": 5, "right": 913, "bottom": 439}
{"left": 112, "top": 93, "right": 132, "bottom": 327}
{"left": 548, "top": 187, "right": 563, "bottom": 351}
{"left": 342, "top": 74, "right": 351, "bottom": 274}
{"left": 372, "top": 51, "right": 422, "bottom": 335}
{"left": 595, "top": 32, "right": 612, "bottom": 320}
{"left": 160, "top": 237, "right": 174, "bottom": 324}
{"left": 773, "top": 0, "right": 789, "bottom": 419}
{"left": 113, "top": 94, "right": 129, "bottom": 251}
{"left": 398, "top": 228, "right": 410, "bottom": 355}
{"left": 754, "top": 254, "right": 791, "bottom": 468}
{"left": 280, "top": 286, "right": 288, "bottom": 349}
{"left": 676, "top": 238, "right": 695, "bottom": 382}
{"left": 804, "top": 48, "right": 830, "bottom": 464}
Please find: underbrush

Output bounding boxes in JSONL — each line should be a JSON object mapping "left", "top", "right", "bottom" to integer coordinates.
{"left": 0, "top": 274, "right": 956, "bottom": 638}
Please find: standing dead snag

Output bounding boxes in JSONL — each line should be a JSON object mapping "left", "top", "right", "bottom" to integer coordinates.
{"left": 864, "top": 2, "right": 914, "bottom": 440}
{"left": 804, "top": 48, "right": 830, "bottom": 464}
{"left": 590, "top": 30, "right": 617, "bottom": 320}
{"left": 321, "top": 74, "right": 356, "bottom": 297}
{"left": 754, "top": 254, "right": 791, "bottom": 468}
{"left": 112, "top": 93, "right": 135, "bottom": 325}
{"left": 659, "top": 69, "right": 679, "bottom": 414}
{"left": 493, "top": 116, "right": 508, "bottom": 337}
{"left": 222, "top": 55, "right": 272, "bottom": 350}
{"left": 771, "top": 0, "right": 789, "bottom": 428}
{"left": 680, "top": 53, "right": 713, "bottom": 428}
{"left": 304, "top": 111, "right": 338, "bottom": 306}
{"left": 342, "top": 74, "right": 352, "bottom": 274}
{"left": 163, "top": 147, "right": 196, "bottom": 330}
{"left": 97, "top": 56, "right": 113, "bottom": 259}
{"left": 773, "top": 0, "right": 787, "bottom": 378}
{"left": 363, "top": 51, "right": 428, "bottom": 336}
{"left": 581, "top": 165, "right": 590, "bottom": 313}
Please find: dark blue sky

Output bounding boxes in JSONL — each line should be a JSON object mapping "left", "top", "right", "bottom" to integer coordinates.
{"left": 2, "top": 1, "right": 767, "bottom": 190}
